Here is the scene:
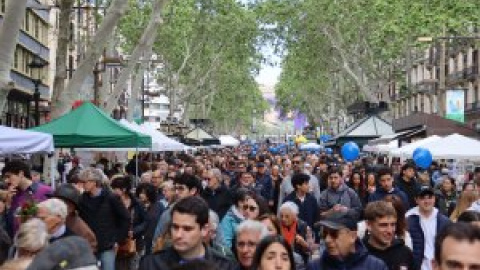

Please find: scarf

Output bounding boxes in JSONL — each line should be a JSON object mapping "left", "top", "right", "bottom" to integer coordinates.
{"left": 281, "top": 220, "right": 297, "bottom": 247}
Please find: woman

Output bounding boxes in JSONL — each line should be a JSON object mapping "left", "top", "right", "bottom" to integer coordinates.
{"left": 219, "top": 188, "right": 251, "bottom": 248}
{"left": 11, "top": 218, "right": 49, "bottom": 260}
{"left": 251, "top": 235, "right": 296, "bottom": 270}
{"left": 135, "top": 182, "right": 164, "bottom": 255}
{"left": 383, "top": 195, "right": 412, "bottom": 249}
{"left": 245, "top": 193, "right": 270, "bottom": 220}
{"left": 270, "top": 165, "right": 284, "bottom": 213}
{"left": 348, "top": 171, "right": 367, "bottom": 204}
{"left": 450, "top": 191, "right": 479, "bottom": 221}
{"left": 278, "top": 202, "right": 310, "bottom": 264}
{"left": 111, "top": 177, "right": 147, "bottom": 270}
{"left": 435, "top": 177, "right": 457, "bottom": 216}
{"left": 366, "top": 172, "right": 377, "bottom": 197}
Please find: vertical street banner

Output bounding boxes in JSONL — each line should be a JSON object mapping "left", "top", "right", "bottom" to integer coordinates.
{"left": 445, "top": 89, "right": 465, "bottom": 123}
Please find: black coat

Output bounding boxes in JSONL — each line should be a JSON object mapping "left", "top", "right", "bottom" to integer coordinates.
{"left": 139, "top": 245, "right": 237, "bottom": 270}
{"left": 283, "top": 192, "right": 319, "bottom": 230}
{"left": 202, "top": 185, "right": 232, "bottom": 220}
{"left": 364, "top": 238, "right": 417, "bottom": 270}
{"left": 79, "top": 188, "right": 131, "bottom": 253}
{"left": 143, "top": 201, "right": 165, "bottom": 255}
{"left": 128, "top": 196, "right": 148, "bottom": 251}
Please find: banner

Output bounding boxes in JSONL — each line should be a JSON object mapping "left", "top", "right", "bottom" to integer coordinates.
{"left": 445, "top": 89, "right": 465, "bottom": 123}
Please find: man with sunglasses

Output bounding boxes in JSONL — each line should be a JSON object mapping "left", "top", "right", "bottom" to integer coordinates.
{"left": 307, "top": 212, "right": 388, "bottom": 270}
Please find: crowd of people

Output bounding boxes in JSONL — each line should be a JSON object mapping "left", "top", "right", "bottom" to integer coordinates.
{"left": 0, "top": 144, "right": 479, "bottom": 270}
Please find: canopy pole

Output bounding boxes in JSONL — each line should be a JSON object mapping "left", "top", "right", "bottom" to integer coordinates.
{"left": 135, "top": 147, "right": 139, "bottom": 187}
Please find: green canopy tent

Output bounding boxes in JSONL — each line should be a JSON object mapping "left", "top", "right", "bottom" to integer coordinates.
{"left": 31, "top": 102, "right": 151, "bottom": 148}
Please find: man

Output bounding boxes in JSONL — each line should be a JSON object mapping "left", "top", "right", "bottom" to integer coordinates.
{"left": 406, "top": 186, "right": 451, "bottom": 270}
{"left": 30, "top": 170, "right": 42, "bottom": 184}
{"left": 1, "top": 160, "right": 52, "bottom": 237}
{"left": 368, "top": 167, "right": 409, "bottom": 209}
{"left": 232, "top": 171, "right": 263, "bottom": 196}
{"left": 153, "top": 173, "right": 203, "bottom": 247}
{"left": 307, "top": 211, "right": 388, "bottom": 270}
{"left": 256, "top": 162, "right": 273, "bottom": 202}
{"left": 139, "top": 196, "right": 237, "bottom": 270}
{"left": 396, "top": 163, "right": 421, "bottom": 209}
{"left": 318, "top": 167, "right": 363, "bottom": 219}
{"left": 78, "top": 168, "right": 130, "bottom": 270}
{"left": 151, "top": 169, "right": 164, "bottom": 191}
{"left": 364, "top": 201, "right": 415, "bottom": 270}
{"left": 234, "top": 220, "right": 269, "bottom": 270}
{"left": 50, "top": 183, "right": 97, "bottom": 251}
{"left": 432, "top": 222, "right": 480, "bottom": 270}
{"left": 36, "top": 198, "right": 76, "bottom": 242}
{"left": 201, "top": 168, "right": 232, "bottom": 220}
{"left": 278, "top": 155, "right": 321, "bottom": 208}
{"left": 284, "top": 173, "right": 319, "bottom": 230}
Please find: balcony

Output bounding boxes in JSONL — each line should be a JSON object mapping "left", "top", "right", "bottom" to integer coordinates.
{"left": 466, "top": 101, "right": 480, "bottom": 114}
{"left": 447, "top": 70, "right": 467, "bottom": 84}
{"left": 465, "top": 66, "right": 479, "bottom": 81}
{"left": 414, "top": 79, "right": 437, "bottom": 94}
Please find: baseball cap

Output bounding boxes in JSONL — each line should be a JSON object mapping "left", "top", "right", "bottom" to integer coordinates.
{"left": 257, "top": 162, "right": 265, "bottom": 167}
{"left": 317, "top": 211, "right": 358, "bottom": 231}
{"left": 416, "top": 186, "right": 435, "bottom": 197}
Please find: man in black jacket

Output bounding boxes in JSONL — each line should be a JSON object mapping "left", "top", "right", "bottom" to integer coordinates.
{"left": 363, "top": 201, "right": 416, "bottom": 270}
{"left": 78, "top": 168, "right": 130, "bottom": 270}
{"left": 201, "top": 168, "right": 232, "bottom": 220}
{"left": 139, "top": 196, "right": 237, "bottom": 270}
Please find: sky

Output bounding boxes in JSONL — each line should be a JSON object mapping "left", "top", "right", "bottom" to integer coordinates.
{"left": 255, "top": 44, "right": 283, "bottom": 87}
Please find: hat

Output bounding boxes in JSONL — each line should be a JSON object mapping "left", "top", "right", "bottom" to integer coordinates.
{"left": 441, "top": 168, "right": 449, "bottom": 175}
{"left": 48, "top": 184, "right": 80, "bottom": 209}
{"left": 416, "top": 186, "right": 435, "bottom": 197}
{"left": 257, "top": 162, "right": 265, "bottom": 167}
{"left": 26, "top": 236, "right": 98, "bottom": 270}
{"left": 317, "top": 211, "right": 358, "bottom": 231}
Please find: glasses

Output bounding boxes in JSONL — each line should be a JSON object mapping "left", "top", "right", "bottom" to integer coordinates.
{"left": 175, "top": 185, "right": 187, "bottom": 191}
{"left": 292, "top": 161, "right": 301, "bottom": 164}
{"left": 204, "top": 178, "right": 211, "bottom": 181}
{"left": 243, "top": 205, "right": 258, "bottom": 212}
{"left": 321, "top": 228, "right": 341, "bottom": 239}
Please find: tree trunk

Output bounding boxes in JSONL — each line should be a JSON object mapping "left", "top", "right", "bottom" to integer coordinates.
{"left": 126, "top": 35, "right": 156, "bottom": 122}
{"left": 0, "top": 0, "right": 29, "bottom": 113}
{"left": 104, "top": 0, "right": 167, "bottom": 114}
{"left": 50, "top": 0, "right": 75, "bottom": 116}
{"left": 51, "top": 0, "right": 129, "bottom": 119}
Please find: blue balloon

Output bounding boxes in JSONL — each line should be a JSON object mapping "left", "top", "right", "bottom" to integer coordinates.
{"left": 413, "top": 147, "right": 427, "bottom": 158}
{"left": 413, "top": 149, "right": 433, "bottom": 169}
{"left": 341, "top": 142, "right": 360, "bottom": 162}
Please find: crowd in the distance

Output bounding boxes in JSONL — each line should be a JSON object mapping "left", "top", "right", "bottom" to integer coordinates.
{"left": 0, "top": 144, "right": 480, "bottom": 270}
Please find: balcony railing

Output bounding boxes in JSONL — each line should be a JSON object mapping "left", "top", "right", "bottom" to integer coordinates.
{"left": 465, "top": 101, "right": 480, "bottom": 113}
{"left": 465, "top": 66, "right": 479, "bottom": 81}
{"left": 414, "top": 79, "right": 437, "bottom": 94}
{"left": 447, "top": 70, "right": 466, "bottom": 83}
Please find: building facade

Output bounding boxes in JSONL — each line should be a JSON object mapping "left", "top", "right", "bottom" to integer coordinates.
{"left": 0, "top": 0, "right": 50, "bottom": 128}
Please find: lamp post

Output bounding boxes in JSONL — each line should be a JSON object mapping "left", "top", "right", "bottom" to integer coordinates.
{"left": 28, "top": 54, "right": 48, "bottom": 126}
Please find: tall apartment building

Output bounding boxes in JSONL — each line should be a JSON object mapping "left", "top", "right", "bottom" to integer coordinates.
{"left": 0, "top": 0, "right": 50, "bottom": 128}
{"left": 388, "top": 37, "right": 480, "bottom": 138}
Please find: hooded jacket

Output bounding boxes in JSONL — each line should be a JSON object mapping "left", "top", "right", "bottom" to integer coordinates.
{"left": 218, "top": 205, "right": 245, "bottom": 248}
{"left": 318, "top": 184, "right": 363, "bottom": 219}
{"left": 307, "top": 239, "right": 388, "bottom": 270}
{"left": 364, "top": 238, "right": 417, "bottom": 270}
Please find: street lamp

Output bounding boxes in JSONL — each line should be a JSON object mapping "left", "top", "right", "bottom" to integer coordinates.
{"left": 28, "top": 54, "right": 48, "bottom": 126}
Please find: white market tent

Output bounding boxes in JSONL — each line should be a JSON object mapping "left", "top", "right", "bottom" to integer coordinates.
{"left": 426, "top": 133, "right": 480, "bottom": 160}
{"left": 299, "top": 142, "right": 323, "bottom": 150}
{"left": 389, "top": 135, "right": 442, "bottom": 158}
{"left": 219, "top": 135, "right": 240, "bottom": 147}
{"left": 0, "top": 125, "right": 54, "bottom": 155}
{"left": 139, "top": 123, "right": 189, "bottom": 152}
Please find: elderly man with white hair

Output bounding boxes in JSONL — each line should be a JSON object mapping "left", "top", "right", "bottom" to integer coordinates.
{"left": 36, "top": 198, "right": 75, "bottom": 243}
{"left": 279, "top": 201, "right": 311, "bottom": 264}
{"left": 234, "top": 220, "right": 269, "bottom": 270}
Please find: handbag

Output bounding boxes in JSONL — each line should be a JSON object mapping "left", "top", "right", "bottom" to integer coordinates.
{"left": 117, "top": 237, "right": 136, "bottom": 257}
{"left": 117, "top": 203, "right": 137, "bottom": 257}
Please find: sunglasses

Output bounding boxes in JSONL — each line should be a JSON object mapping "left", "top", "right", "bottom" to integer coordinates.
{"left": 243, "top": 205, "right": 258, "bottom": 212}
{"left": 321, "top": 228, "right": 341, "bottom": 239}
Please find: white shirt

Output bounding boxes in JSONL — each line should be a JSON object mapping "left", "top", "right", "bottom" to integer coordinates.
{"left": 419, "top": 208, "right": 438, "bottom": 270}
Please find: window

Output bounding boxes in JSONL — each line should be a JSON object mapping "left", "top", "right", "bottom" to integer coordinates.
{"left": 13, "top": 49, "right": 19, "bottom": 69}
{"left": 34, "top": 17, "right": 39, "bottom": 38}
{"left": 25, "top": 12, "right": 30, "bottom": 32}
{"left": 1, "top": 0, "right": 5, "bottom": 13}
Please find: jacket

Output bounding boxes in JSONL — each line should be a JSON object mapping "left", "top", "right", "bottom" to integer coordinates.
{"left": 144, "top": 201, "right": 165, "bottom": 255}
{"left": 78, "top": 188, "right": 131, "bottom": 253}
{"left": 435, "top": 190, "right": 457, "bottom": 216}
{"left": 139, "top": 244, "right": 237, "bottom": 270}
{"left": 128, "top": 196, "right": 148, "bottom": 251}
{"left": 395, "top": 177, "right": 421, "bottom": 209}
{"left": 367, "top": 187, "right": 409, "bottom": 210}
{"left": 364, "top": 238, "right": 417, "bottom": 270}
{"left": 202, "top": 184, "right": 232, "bottom": 220}
{"left": 307, "top": 239, "right": 388, "bottom": 270}
{"left": 278, "top": 172, "right": 321, "bottom": 210}
{"left": 284, "top": 192, "right": 319, "bottom": 230}
{"left": 256, "top": 173, "right": 273, "bottom": 200}
{"left": 406, "top": 207, "right": 451, "bottom": 269}
{"left": 66, "top": 211, "right": 98, "bottom": 252}
{"left": 218, "top": 205, "right": 245, "bottom": 248}
{"left": 318, "top": 184, "right": 363, "bottom": 219}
